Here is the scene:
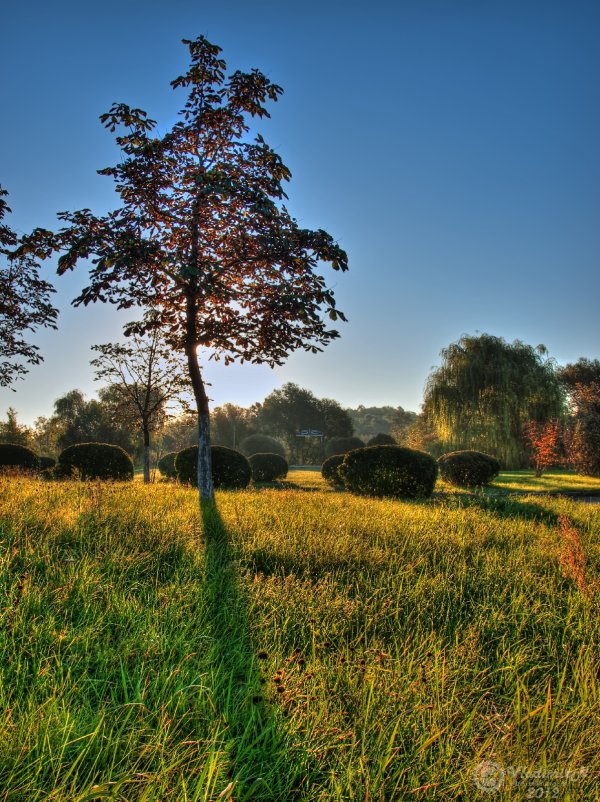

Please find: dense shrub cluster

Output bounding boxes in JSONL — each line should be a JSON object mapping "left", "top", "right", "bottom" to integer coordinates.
{"left": 175, "top": 446, "right": 251, "bottom": 489}
{"left": 0, "top": 443, "right": 39, "bottom": 470}
{"left": 340, "top": 445, "right": 438, "bottom": 498}
{"left": 321, "top": 454, "right": 345, "bottom": 486}
{"left": 249, "top": 453, "right": 288, "bottom": 482}
{"left": 56, "top": 443, "right": 134, "bottom": 481}
{"left": 239, "top": 434, "right": 286, "bottom": 458}
{"left": 324, "top": 436, "right": 365, "bottom": 458}
{"left": 157, "top": 452, "right": 178, "bottom": 478}
{"left": 437, "top": 450, "right": 501, "bottom": 487}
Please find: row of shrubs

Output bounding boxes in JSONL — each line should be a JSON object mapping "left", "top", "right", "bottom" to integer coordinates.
{"left": 0, "top": 442, "right": 135, "bottom": 480}
{"left": 159, "top": 447, "right": 288, "bottom": 488}
{"left": 2, "top": 440, "right": 500, "bottom": 496}
{"left": 322, "top": 447, "right": 501, "bottom": 497}
{"left": 0, "top": 441, "right": 289, "bottom": 487}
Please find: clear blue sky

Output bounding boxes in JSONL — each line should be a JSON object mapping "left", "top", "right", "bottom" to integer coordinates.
{"left": 1, "top": 0, "right": 599, "bottom": 425}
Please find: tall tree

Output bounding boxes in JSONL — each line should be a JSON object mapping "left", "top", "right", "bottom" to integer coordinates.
{"left": 157, "top": 414, "right": 198, "bottom": 455}
{"left": 210, "top": 403, "right": 257, "bottom": 449}
{"left": 0, "top": 407, "right": 33, "bottom": 447}
{"left": 423, "top": 334, "right": 565, "bottom": 468}
{"left": 558, "top": 358, "right": 600, "bottom": 393}
{"left": 91, "top": 328, "right": 191, "bottom": 483}
{"left": 564, "top": 384, "right": 600, "bottom": 476}
{"left": 0, "top": 186, "right": 57, "bottom": 387}
{"left": 559, "top": 358, "right": 600, "bottom": 476}
{"left": 257, "top": 382, "right": 353, "bottom": 462}
{"left": 23, "top": 37, "right": 348, "bottom": 502}
{"left": 32, "top": 414, "right": 63, "bottom": 457}
{"left": 48, "top": 389, "right": 134, "bottom": 453}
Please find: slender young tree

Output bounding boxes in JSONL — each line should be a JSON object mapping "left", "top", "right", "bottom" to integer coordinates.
{"left": 91, "top": 328, "right": 191, "bottom": 483}
{"left": 23, "top": 37, "right": 348, "bottom": 502}
{"left": 0, "top": 186, "right": 57, "bottom": 387}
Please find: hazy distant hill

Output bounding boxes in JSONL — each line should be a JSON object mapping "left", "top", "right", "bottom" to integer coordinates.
{"left": 346, "top": 405, "right": 417, "bottom": 442}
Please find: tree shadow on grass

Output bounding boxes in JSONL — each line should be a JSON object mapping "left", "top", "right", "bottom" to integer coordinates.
{"left": 200, "top": 501, "right": 318, "bottom": 800}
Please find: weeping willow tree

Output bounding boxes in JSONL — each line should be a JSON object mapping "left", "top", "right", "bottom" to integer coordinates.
{"left": 423, "top": 334, "right": 565, "bottom": 468}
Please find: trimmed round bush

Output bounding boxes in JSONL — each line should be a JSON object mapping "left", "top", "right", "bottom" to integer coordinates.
{"left": 367, "top": 433, "right": 396, "bottom": 446}
{"left": 340, "top": 445, "right": 438, "bottom": 498}
{"left": 239, "top": 434, "right": 286, "bottom": 458}
{"left": 174, "top": 447, "right": 197, "bottom": 485}
{"left": 175, "top": 445, "right": 251, "bottom": 489}
{"left": 157, "top": 451, "right": 178, "bottom": 478}
{"left": 57, "top": 443, "right": 134, "bottom": 481}
{"left": 38, "top": 456, "right": 56, "bottom": 470}
{"left": 321, "top": 454, "right": 346, "bottom": 486}
{"left": 438, "top": 450, "right": 501, "bottom": 487}
{"left": 0, "top": 443, "right": 39, "bottom": 470}
{"left": 324, "top": 436, "right": 365, "bottom": 458}
{"left": 249, "top": 452, "right": 288, "bottom": 482}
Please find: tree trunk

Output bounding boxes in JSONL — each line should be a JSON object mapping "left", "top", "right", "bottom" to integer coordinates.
{"left": 143, "top": 424, "right": 151, "bottom": 484}
{"left": 198, "top": 407, "right": 213, "bottom": 501}
{"left": 186, "top": 342, "right": 214, "bottom": 503}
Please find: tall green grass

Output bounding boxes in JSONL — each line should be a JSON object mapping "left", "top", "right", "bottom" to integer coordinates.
{"left": 0, "top": 475, "right": 598, "bottom": 800}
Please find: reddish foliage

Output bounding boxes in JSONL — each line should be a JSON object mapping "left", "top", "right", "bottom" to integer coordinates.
{"left": 522, "top": 419, "right": 562, "bottom": 477}
{"left": 565, "top": 383, "right": 600, "bottom": 476}
{"left": 557, "top": 515, "right": 593, "bottom": 597}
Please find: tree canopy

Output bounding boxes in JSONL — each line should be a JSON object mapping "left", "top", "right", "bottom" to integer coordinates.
{"left": 423, "top": 334, "right": 565, "bottom": 468}
{"left": 559, "top": 357, "right": 600, "bottom": 476}
{"left": 0, "top": 408, "right": 33, "bottom": 447}
{"left": 256, "top": 382, "right": 353, "bottom": 462}
{"left": 39, "top": 389, "right": 135, "bottom": 454}
{"left": 23, "top": 36, "right": 348, "bottom": 501}
{"left": 0, "top": 186, "right": 57, "bottom": 387}
{"left": 210, "top": 403, "right": 257, "bottom": 450}
{"left": 558, "top": 358, "right": 600, "bottom": 400}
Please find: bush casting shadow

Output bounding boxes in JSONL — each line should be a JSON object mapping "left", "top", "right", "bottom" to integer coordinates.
{"left": 252, "top": 479, "right": 322, "bottom": 492}
{"left": 439, "top": 492, "right": 561, "bottom": 527}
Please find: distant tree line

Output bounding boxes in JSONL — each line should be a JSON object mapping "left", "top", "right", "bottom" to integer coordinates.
{"left": 0, "top": 380, "right": 421, "bottom": 469}
{"left": 2, "top": 333, "right": 599, "bottom": 476}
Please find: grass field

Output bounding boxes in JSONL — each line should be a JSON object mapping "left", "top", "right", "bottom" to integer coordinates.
{"left": 0, "top": 472, "right": 598, "bottom": 800}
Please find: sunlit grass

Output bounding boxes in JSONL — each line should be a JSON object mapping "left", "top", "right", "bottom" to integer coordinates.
{"left": 490, "top": 470, "right": 600, "bottom": 494}
{"left": 0, "top": 475, "right": 597, "bottom": 800}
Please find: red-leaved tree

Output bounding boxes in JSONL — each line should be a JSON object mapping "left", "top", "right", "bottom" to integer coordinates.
{"left": 522, "top": 419, "right": 562, "bottom": 477}
{"left": 21, "top": 37, "right": 348, "bottom": 502}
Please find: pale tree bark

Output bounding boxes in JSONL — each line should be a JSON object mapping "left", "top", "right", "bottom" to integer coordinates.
{"left": 185, "top": 336, "right": 214, "bottom": 504}
{"left": 142, "top": 423, "right": 151, "bottom": 484}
